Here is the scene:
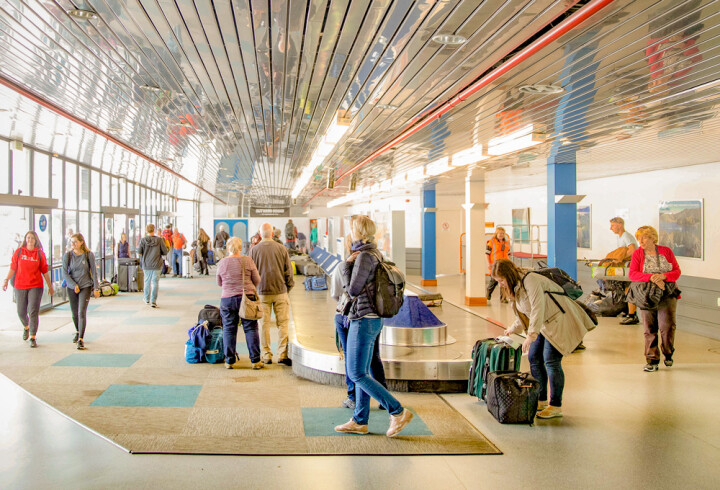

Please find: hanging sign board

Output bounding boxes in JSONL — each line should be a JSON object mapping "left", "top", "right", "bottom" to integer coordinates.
{"left": 250, "top": 207, "right": 290, "bottom": 218}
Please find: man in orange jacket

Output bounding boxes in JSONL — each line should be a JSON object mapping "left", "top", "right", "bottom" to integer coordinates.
{"left": 486, "top": 226, "right": 510, "bottom": 302}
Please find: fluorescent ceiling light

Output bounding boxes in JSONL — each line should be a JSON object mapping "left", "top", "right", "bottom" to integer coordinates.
{"left": 425, "top": 157, "right": 451, "bottom": 176}
{"left": 324, "top": 111, "right": 351, "bottom": 145}
{"left": 376, "top": 103, "right": 398, "bottom": 110}
{"left": 487, "top": 124, "right": 545, "bottom": 156}
{"left": 431, "top": 34, "right": 467, "bottom": 45}
{"left": 452, "top": 145, "right": 488, "bottom": 166}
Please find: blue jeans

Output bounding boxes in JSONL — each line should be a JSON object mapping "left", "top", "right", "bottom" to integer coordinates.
{"left": 143, "top": 269, "right": 160, "bottom": 304}
{"left": 220, "top": 295, "right": 261, "bottom": 364}
{"left": 335, "top": 314, "right": 387, "bottom": 401}
{"left": 347, "top": 317, "right": 402, "bottom": 425}
{"left": 172, "top": 248, "right": 183, "bottom": 275}
{"left": 528, "top": 334, "right": 565, "bottom": 407}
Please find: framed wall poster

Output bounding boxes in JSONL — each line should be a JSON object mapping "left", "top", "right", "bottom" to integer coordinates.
{"left": 658, "top": 200, "right": 703, "bottom": 259}
{"left": 512, "top": 208, "right": 530, "bottom": 243}
{"left": 577, "top": 205, "right": 591, "bottom": 249}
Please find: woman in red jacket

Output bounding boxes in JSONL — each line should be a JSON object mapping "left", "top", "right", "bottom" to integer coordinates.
{"left": 2, "top": 231, "right": 54, "bottom": 348}
{"left": 628, "top": 226, "right": 681, "bottom": 372}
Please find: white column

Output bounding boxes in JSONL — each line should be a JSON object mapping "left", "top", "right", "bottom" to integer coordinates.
{"left": 464, "top": 171, "right": 487, "bottom": 306}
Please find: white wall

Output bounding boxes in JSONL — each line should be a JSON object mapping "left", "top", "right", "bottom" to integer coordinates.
{"left": 348, "top": 193, "right": 422, "bottom": 248}
{"left": 485, "top": 162, "right": 720, "bottom": 279}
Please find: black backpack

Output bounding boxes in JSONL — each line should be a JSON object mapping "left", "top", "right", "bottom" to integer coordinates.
{"left": 366, "top": 250, "right": 405, "bottom": 318}
{"left": 522, "top": 269, "right": 598, "bottom": 326}
{"left": 198, "top": 304, "right": 222, "bottom": 329}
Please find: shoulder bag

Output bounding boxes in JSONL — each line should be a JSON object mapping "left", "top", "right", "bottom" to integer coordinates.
{"left": 238, "top": 256, "right": 263, "bottom": 320}
{"left": 627, "top": 247, "right": 679, "bottom": 310}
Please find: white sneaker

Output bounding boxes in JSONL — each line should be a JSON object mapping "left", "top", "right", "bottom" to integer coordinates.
{"left": 151, "top": 302, "right": 157, "bottom": 308}
{"left": 386, "top": 409, "right": 414, "bottom": 437}
{"left": 537, "top": 406, "right": 563, "bottom": 419}
{"left": 334, "top": 419, "right": 369, "bottom": 434}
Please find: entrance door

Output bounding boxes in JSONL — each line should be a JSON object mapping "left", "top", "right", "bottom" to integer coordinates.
{"left": 33, "top": 209, "right": 53, "bottom": 310}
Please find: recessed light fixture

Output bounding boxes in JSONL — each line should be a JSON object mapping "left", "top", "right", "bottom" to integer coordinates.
{"left": 431, "top": 33, "right": 467, "bottom": 45}
{"left": 67, "top": 8, "right": 97, "bottom": 20}
{"left": 518, "top": 84, "right": 564, "bottom": 95}
{"left": 376, "top": 103, "right": 398, "bottom": 110}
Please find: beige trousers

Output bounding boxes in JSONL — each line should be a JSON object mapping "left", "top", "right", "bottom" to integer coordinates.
{"left": 258, "top": 293, "right": 290, "bottom": 360}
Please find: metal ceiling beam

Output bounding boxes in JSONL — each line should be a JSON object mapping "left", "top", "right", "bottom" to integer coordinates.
{"left": 303, "top": 0, "right": 618, "bottom": 207}
{"left": 0, "top": 73, "right": 227, "bottom": 205}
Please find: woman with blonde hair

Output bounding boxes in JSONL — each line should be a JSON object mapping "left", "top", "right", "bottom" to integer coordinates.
{"left": 334, "top": 215, "right": 413, "bottom": 438}
{"left": 63, "top": 233, "right": 100, "bottom": 350}
{"left": 216, "top": 237, "right": 263, "bottom": 369}
{"left": 492, "top": 258, "right": 595, "bottom": 419}
{"left": 629, "top": 225, "right": 681, "bottom": 372}
{"left": 195, "top": 228, "right": 212, "bottom": 275}
{"left": 2, "top": 231, "right": 54, "bottom": 348}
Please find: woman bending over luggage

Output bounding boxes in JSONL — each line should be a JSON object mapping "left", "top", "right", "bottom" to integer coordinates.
{"left": 334, "top": 215, "right": 413, "bottom": 437}
{"left": 63, "top": 233, "right": 100, "bottom": 350}
{"left": 196, "top": 228, "right": 211, "bottom": 275}
{"left": 629, "top": 226, "right": 681, "bottom": 373}
{"left": 492, "top": 259, "right": 595, "bottom": 419}
{"left": 216, "top": 237, "right": 263, "bottom": 370}
{"left": 3, "top": 231, "right": 54, "bottom": 348}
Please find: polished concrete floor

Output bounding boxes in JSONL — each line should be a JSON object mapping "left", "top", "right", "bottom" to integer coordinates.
{"left": 1, "top": 272, "right": 720, "bottom": 488}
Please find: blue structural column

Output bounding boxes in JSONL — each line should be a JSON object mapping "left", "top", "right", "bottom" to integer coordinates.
{"left": 547, "top": 35, "right": 600, "bottom": 280}
{"left": 421, "top": 184, "right": 437, "bottom": 286}
{"left": 547, "top": 159, "right": 578, "bottom": 276}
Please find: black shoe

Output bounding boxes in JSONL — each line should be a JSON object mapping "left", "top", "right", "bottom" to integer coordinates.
{"left": 29, "top": 338, "right": 37, "bottom": 348}
{"left": 278, "top": 358, "right": 292, "bottom": 366}
{"left": 620, "top": 314, "right": 639, "bottom": 325}
{"left": 664, "top": 358, "right": 673, "bottom": 367}
{"left": 573, "top": 342, "right": 586, "bottom": 352}
{"left": 73, "top": 333, "right": 79, "bottom": 343}
{"left": 77, "top": 340, "right": 86, "bottom": 350}
{"left": 23, "top": 329, "right": 29, "bottom": 341}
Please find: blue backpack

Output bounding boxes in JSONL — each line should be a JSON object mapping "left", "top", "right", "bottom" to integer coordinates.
{"left": 185, "top": 321, "right": 211, "bottom": 364}
{"left": 304, "top": 276, "right": 327, "bottom": 291}
{"left": 204, "top": 328, "right": 224, "bottom": 364}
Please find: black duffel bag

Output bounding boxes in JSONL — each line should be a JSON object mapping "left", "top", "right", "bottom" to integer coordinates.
{"left": 486, "top": 371, "right": 541, "bottom": 425}
{"left": 198, "top": 304, "right": 222, "bottom": 329}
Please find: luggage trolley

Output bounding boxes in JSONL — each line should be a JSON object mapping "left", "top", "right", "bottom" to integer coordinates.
{"left": 583, "top": 260, "right": 631, "bottom": 317}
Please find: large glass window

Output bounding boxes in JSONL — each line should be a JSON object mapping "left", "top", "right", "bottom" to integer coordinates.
{"left": 134, "top": 185, "right": 140, "bottom": 210}
{"left": 0, "top": 140, "right": 8, "bottom": 194}
{"left": 91, "top": 170, "right": 100, "bottom": 211}
{"left": 101, "top": 173, "right": 110, "bottom": 206}
{"left": 110, "top": 177, "right": 118, "bottom": 206}
{"left": 52, "top": 209, "right": 63, "bottom": 266}
{"left": 79, "top": 167, "right": 90, "bottom": 210}
{"left": 64, "top": 210, "right": 77, "bottom": 254}
{"left": 90, "top": 213, "right": 101, "bottom": 256}
{"left": 65, "top": 162, "right": 78, "bottom": 210}
{"left": 12, "top": 147, "right": 30, "bottom": 195}
{"left": 119, "top": 180, "right": 127, "bottom": 207}
{"left": 33, "top": 152, "right": 50, "bottom": 198}
{"left": 52, "top": 158, "right": 63, "bottom": 208}
{"left": 78, "top": 212, "right": 89, "bottom": 249}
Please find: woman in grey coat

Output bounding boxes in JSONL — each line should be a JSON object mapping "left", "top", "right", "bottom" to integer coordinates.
{"left": 492, "top": 259, "right": 595, "bottom": 419}
{"left": 63, "top": 233, "right": 99, "bottom": 350}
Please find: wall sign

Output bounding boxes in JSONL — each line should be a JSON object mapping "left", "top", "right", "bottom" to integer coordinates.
{"left": 250, "top": 207, "right": 290, "bottom": 218}
{"left": 38, "top": 215, "right": 47, "bottom": 232}
{"left": 441, "top": 221, "right": 450, "bottom": 231}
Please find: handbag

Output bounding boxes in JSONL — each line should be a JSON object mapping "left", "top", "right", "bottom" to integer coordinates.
{"left": 335, "top": 292, "right": 354, "bottom": 316}
{"left": 238, "top": 257, "right": 263, "bottom": 320}
{"left": 627, "top": 246, "right": 679, "bottom": 310}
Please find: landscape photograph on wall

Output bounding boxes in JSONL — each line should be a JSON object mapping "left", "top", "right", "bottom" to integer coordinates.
{"left": 658, "top": 200, "right": 703, "bottom": 259}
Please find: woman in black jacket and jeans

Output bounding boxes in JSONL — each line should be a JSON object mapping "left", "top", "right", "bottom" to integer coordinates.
{"left": 334, "top": 216, "right": 413, "bottom": 438}
{"left": 63, "top": 233, "right": 99, "bottom": 350}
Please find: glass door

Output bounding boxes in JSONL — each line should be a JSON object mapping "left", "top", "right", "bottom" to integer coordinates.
{"left": 103, "top": 215, "right": 115, "bottom": 280}
{"left": 33, "top": 209, "right": 53, "bottom": 310}
{"left": 0, "top": 206, "right": 30, "bottom": 319}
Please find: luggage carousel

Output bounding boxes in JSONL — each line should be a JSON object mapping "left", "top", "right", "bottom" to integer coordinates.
{"left": 288, "top": 284, "right": 504, "bottom": 393}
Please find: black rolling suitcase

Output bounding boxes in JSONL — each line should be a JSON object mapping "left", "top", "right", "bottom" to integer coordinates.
{"left": 486, "top": 371, "right": 541, "bottom": 425}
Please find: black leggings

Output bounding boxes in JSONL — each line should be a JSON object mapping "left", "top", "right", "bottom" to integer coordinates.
{"left": 67, "top": 286, "right": 92, "bottom": 338}
{"left": 198, "top": 250, "right": 208, "bottom": 274}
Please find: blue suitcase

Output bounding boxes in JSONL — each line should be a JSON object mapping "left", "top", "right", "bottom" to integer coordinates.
{"left": 207, "top": 250, "right": 216, "bottom": 265}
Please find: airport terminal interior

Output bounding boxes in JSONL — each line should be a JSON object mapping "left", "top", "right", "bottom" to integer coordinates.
{"left": 1, "top": 0, "right": 719, "bottom": 487}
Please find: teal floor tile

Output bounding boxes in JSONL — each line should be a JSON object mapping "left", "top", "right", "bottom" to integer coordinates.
{"left": 53, "top": 304, "right": 101, "bottom": 312}
{"left": 125, "top": 316, "right": 180, "bottom": 325}
{"left": 195, "top": 299, "right": 220, "bottom": 306}
{"left": 37, "top": 332, "right": 103, "bottom": 343}
{"left": 88, "top": 310, "right": 139, "bottom": 317}
{"left": 91, "top": 384, "right": 202, "bottom": 407}
{"left": 301, "top": 407, "right": 432, "bottom": 437}
{"left": 53, "top": 353, "right": 142, "bottom": 367}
